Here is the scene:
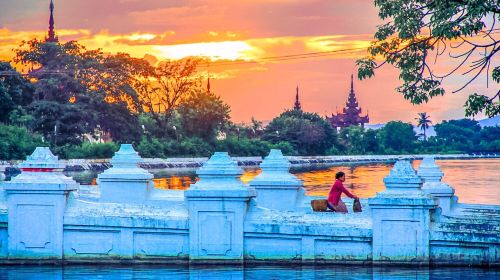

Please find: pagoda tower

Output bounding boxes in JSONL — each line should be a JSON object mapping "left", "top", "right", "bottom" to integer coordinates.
{"left": 293, "top": 85, "right": 302, "bottom": 111}
{"left": 45, "top": 0, "right": 58, "bottom": 43}
{"left": 327, "top": 75, "right": 369, "bottom": 129}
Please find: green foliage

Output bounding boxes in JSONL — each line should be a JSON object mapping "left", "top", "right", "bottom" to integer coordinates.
{"left": 358, "top": 0, "right": 500, "bottom": 117}
{"left": 434, "top": 119, "right": 481, "bottom": 153}
{"left": 93, "top": 100, "right": 142, "bottom": 143}
{"left": 136, "top": 135, "right": 295, "bottom": 158}
{"left": 139, "top": 113, "right": 170, "bottom": 140}
{"left": 0, "top": 62, "right": 34, "bottom": 123}
{"left": 363, "top": 129, "right": 380, "bottom": 154}
{"left": 12, "top": 39, "right": 143, "bottom": 144}
{"left": 28, "top": 100, "right": 95, "bottom": 145}
{"left": 338, "top": 126, "right": 383, "bottom": 154}
{"left": 268, "top": 141, "right": 296, "bottom": 156}
{"left": 62, "top": 142, "right": 119, "bottom": 159}
{"left": 465, "top": 93, "right": 500, "bottom": 118}
{"left": 415, "top": 112, "right": 432, "bottom": 141}
{"left": 263, "top": 110, "right": 337, "bottom": 155}
{"left": 177, "top": 88, "right": 230, "bottom": 142}
{"left": 331, "top": 126, "right": 382, "bottom": 155}
{"left": 215, "top": 137, "right": 295, "bottom": 157}
{"left": 378, "top": 121, "right": 416, "bottom": 153}
{"left": 136, "top": 137, "right": 166, "bottom": 158}
{"left": 477, "top": 126, "right": 500, "bottom": 152}
{"left": 136, "top": 136, "right": 214, "bottom": 158}
{"left": 0, "top": 125, "right": 44, "bottom": 160}
{"left": 176, "top": 137, "right": 213, "bottom": 157}
{"left": 338, "top": 126, "right": 367, "bottom": 154}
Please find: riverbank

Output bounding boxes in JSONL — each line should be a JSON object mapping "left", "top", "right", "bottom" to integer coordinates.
{"left": 1, "top": 153, "right": 499, "bottom": 178}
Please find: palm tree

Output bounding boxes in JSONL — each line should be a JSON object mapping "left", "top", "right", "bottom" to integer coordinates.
{"left": 416, "top": 112, "right": 432, "bottom": 141}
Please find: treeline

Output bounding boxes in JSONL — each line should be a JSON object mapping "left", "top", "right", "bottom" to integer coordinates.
{"left": 1, "top": 39, "right": 499, "bottom": 160}
{"left": 1, "top": 110, "right": 499, "bottom": 160}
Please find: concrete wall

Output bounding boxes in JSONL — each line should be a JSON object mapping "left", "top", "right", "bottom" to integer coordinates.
{"left": 0, "top": 147, "right": 498, "bottom": 266}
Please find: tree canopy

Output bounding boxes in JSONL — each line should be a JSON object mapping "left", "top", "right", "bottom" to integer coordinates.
{"left": 177, "top": 88, "right": 231, "bottom": 142}
{"left": 12, "top": 39, "right": 144, "bottom": 144}
{"left": 263, "top": 110, "right": 337, "bottom": 155}
{"left": 358, "top": 0, "right": 500, "bottom": 117}
{"left": 0, "top": 62, "right": 34, "bottom": 123}
{"left": 378, "top": 121, "right": 417, "bottom": 153}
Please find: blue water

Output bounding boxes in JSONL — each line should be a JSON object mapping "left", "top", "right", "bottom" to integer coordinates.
{"left": 0, "top": 265, "right": 498, "bottom": 279}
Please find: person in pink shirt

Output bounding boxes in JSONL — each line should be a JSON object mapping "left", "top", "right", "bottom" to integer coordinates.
{"left": 327, "top": 171, "right": 358, "bottom": 213}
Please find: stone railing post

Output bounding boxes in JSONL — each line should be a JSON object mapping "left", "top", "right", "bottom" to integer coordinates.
{"left": 98, "top": 144, "right": 153, "bottom": 203}
{"left": 185, "top": 152, "right": 255, "bottom": 263}
{"left": 4, "top": 147, "right": 78, "bottom": 259}
{"left": 0, "top": 165, "right": 5, "bottom": 181}
{"left": 418, "top": 156, "right": 455, "bottom": 215}
{"left": 369, "top": 160, "right": 435, "bottom": 265}
{"left": 249, "top": 149, "right": 303, "bottom": 211}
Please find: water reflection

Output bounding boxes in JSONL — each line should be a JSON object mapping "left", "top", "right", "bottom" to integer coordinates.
{"left": 66, "top": 159, "right": 500, "bottom": 205}
{"left": 153, "top": 176, "right": 197, "bottom": 190}
{"left": 0, "top": 265, "right": 498, "bottom": 279}
{"left": 438, "top": 159, "right": 500, "bottom": 205}
{"left": 150, "top": 169, "right": 198, "bottom": 190}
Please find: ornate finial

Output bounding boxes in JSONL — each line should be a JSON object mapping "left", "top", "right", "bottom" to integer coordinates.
{"left": 383, "top": 160, "right": 422, "bottom": 188}
{"left": 250, "top": 149, "right": 303, "bottom": 192}
{"left": 259, "top": 149, "right": 291, "bottom": 172}
{"left": 417, "top": 156, "right": 444, "bottom": 182}
{"left": 387, "top": 160, "right": 418, "bottom": 178}
{"left": 6, "top": 146, "right": 77, "bottom": 190}
{"left": 19, "top": 147, "right": 64, "bottom": 171}
{"left": 46, "top": 0, "right": 58, "bottom": 42}
{"left": 351, "top": 74, "right": 354, "bottom": 92}
{"left": 294, "top": 85, "right": 301, "bottom": 111}
{"left": 110, "top": 144, "right": 143, "bottom": 168}
{"left": 188, "top": 152, "right": 246, "bottom": 190}
{"left": 197, "top": 152, "right": 242, "bottom": 178}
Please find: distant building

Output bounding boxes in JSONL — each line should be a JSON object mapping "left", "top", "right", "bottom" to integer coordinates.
{"left": 327, "top": 75, "right": 369, "bottom": 129}
{"left": 45, "top": 0, "right": 58, "bottom": 43}
{"left": 293, "top": 85, "right": 301, "bottom": 111}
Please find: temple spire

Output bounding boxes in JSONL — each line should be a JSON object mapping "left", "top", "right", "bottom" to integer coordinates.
{"left": 294, "top": 85, "right": 302, "bottom": 111}
{"left": 350, "top": 74, "right": 354, "bottom": 93}
{"left": 46, "top": 0, "right": 58, "bottom": 42}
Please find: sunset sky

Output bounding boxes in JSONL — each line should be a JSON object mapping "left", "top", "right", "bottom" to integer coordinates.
{"left": 0, "top": 0, "right": 498, "bottom": 124}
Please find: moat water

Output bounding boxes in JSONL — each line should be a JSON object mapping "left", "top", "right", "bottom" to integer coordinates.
{"left": 69, "top": 158, "right": 500, "bottom": 205}
{"left": 0, "top": 265, "right": 498, "bottom": 279}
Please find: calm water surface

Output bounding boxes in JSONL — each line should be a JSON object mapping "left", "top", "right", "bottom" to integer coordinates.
{"left": 71, "top": 158, "right": 500, "bottom": 205}
{"left": 0, "top": 265, "right": 498, "bottom": 280}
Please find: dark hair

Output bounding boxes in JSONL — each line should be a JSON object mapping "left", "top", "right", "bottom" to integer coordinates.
{"left": 335, "top": 171, "right": 345, "bottom": 179}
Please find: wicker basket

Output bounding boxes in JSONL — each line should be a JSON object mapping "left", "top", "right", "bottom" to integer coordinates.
{"left": 310, "top": 199, "right": 328, "bottom": 212}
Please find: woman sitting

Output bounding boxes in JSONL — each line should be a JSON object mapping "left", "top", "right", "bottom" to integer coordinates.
{"left": 327, "top": 171, "right": 358, "bottom": 213}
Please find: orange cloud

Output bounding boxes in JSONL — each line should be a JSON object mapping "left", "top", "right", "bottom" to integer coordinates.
{"left": 1, "top": 27, "right": 372, "bottom": 68}
{"left": 4, "top": 26, "right": 493, "bottom": 124}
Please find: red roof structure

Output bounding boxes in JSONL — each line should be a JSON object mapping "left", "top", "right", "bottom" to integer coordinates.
{"left": 327, "top": 75, "right": 369, "bottom": 129}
